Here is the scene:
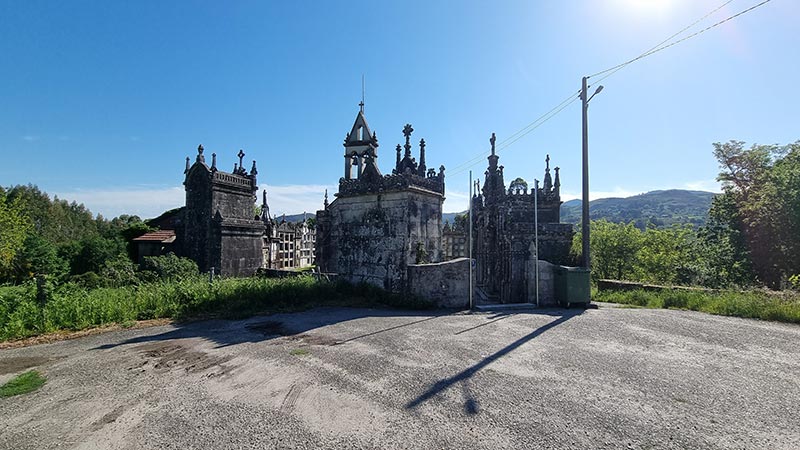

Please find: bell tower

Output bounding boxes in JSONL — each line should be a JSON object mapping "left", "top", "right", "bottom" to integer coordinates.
{"left": 343, "top": 102, "right": 379, "bottom": 180}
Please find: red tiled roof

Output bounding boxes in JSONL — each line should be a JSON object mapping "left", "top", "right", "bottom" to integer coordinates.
{"left": 132, "top": 230, "right": 176, "bottom": 243}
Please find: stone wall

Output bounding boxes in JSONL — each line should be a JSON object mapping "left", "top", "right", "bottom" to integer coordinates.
{"left": 526, "top": 259, "right": 558, "bottom": 306}
{"left": 407, "top": 258, "right": 473, "bottom": 308}
{"left": 318, "top": 188, "right": 443, "bottom": 291}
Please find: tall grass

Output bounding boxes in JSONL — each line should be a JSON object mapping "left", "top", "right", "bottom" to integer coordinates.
{"left": 0, "top": 276, "right": 432, "bottom": 341}
{"left": 596, "top": 289, "right": 800, "bottom": 324}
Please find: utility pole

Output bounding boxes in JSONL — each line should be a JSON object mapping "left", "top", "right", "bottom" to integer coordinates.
{"left": 534, "top": 179, "right": 540, "bottom": 307}
{"left": 469, "top": 170, "right": 474, "bottom": 310}
{"left": 581, "top": 76, "right": 590, "bottom": 270}
{"left": 580, "top": 76, "right": 603, "bottom": 270}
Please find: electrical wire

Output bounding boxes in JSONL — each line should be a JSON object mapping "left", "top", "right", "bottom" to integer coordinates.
{"left": 445, "top": 0, "right": 772, "bottom": 178}
{"left": 589, "top": 0, "right": 771, "bottom": 81}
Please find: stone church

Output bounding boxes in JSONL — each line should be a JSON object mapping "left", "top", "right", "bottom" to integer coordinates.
{"left": 315, "top": 106, "right": 447, "bottom": 291}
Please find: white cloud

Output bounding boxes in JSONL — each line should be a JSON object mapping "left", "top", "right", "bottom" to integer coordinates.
{"left": 55, "top": 180, "right": 720, "bottom": 222}
{"left": 54, "top": 186, "right": 185, "bottom": 219}
{"left": 444, "top": 188, "right": 471, "bottom": 213}
{"left": 260, "top": 183, "right": 335, "bottom": 217}
{"left": 53, "top": 183, "right": 336, "bottom": 220}
{"left": 22, "top": 135, "right": 40, "bottom": 142}
{"left": 683, "top": 180, "right": 721, "bottom": 192}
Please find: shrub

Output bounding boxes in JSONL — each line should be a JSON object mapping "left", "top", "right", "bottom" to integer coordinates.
{"left": 140, "top": 254, "right": 199, "bottom": 281}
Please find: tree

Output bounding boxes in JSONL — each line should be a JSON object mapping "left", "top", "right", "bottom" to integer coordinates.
{"left": 635, "top": 225, "right": 694, "bottom": 285}
{"left": 0, "top": 190, "right": 32, "bottom": 275}
{"left": 712, "top": 140, "right": 800, "bottom": 288}
{"left": 572, "top": 220, "right": 642, "bottom": 281}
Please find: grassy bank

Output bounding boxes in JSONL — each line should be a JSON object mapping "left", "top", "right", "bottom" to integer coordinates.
{"left": 0, "top": 276, "right": 432, "bottom": 342}
{"left": 595, "top": 288, "right": 800, "bottom": 324}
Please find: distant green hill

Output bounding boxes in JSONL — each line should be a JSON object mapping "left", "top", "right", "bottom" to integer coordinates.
{"left": 285, "top": 189, "right": 715, "bottom": 229}
{"left": 560, "top": 189, "right": 716, "bottom": 228}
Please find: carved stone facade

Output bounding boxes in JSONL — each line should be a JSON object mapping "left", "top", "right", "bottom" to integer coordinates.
{"left": 182, "top": 145, "right": 264, "bottom": 276}
{"left": 316, "top": 108, "right": 446, "bottom": 291}
{"left": 472, "top": 133, "right": 574, "bottom": 303}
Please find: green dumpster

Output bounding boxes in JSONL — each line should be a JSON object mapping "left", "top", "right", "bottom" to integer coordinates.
{"left": 554, "top": 266, "right": 591, "bottom": 307}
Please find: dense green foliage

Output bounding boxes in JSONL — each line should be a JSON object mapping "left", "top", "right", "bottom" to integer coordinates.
{"left": 596, "top": 289, "right": 800, "bottom": 325}
{"left": 0, "top": 276, "right": 432, "bottom": 341}
{"left": 561, "top": 189, "right": 715, "bottom": 229}
{"left": 711, "top": 140, "right": 800, "bottom": 288}
{"left": 0, "top": 370, "right": 47, "bottom": 397}
{"left": 0, "top": 185, "right": 152, "bottom": 284}
{"left": 571, "top": 140, "right": 799, "bottom": 290}
{"left": 572, "top": 220, "right": 742, "bottom": 288}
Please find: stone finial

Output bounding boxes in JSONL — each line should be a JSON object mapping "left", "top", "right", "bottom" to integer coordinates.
{"left": 490, "top": 133, "right": 496, "bottom": 156}
{"left": 418, "top": 138, "right": 427, "bottom": 176}
{"left": 403, "top": 124, "right": 413, "bottom": 157}
{"left": 344, "top": 133, "right": 350, "bottom": 145}
{"left": 554, "top": 167, "right": 561, "bottom": 194}
{"left": 250, "top": 160, "right": 258, "bottom": 176}
{"left": 372, "top": 131, "right": 377, "bottom": 143}
{"left": 439, "top": 165, "right": 445, "bottom": 180}
{"left": 234, "top": 163, "right": 238, "bottom": 173}
{"left": 324, "top": 189, "right": 329, "bottom": 209}
{"left": 543, "top": 155, "right": 553, "bottom": 192}
{"left": 395, "top": 144, "right": 401, "bottom": 170}
{"left": 211, "top": 153, "right": 217, "bottom": 171}
{"left": 185, "top": 156, "right": 190, "bottom": 173}
{"left": 196, "top": 144, "right": 205, "bottom": 163}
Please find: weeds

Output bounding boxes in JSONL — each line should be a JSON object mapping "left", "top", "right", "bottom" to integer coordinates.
{"left": 0, "top": 370, "right": 46, "bottom": 397}
{"left": 0, "top": 277, "right": 433, "bottom": 341}
{"left": 596, "top": 289, "right": 800, "bottom": 324}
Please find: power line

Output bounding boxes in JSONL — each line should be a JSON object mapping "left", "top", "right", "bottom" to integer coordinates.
{"left": 447, "top": 90, "right": 579, "bottom": 176}
{"left": 589, "top": 0, "right": 771, "bottom": 81}
{"left": 589, "top": 0, "right": 737, "bottom": 85}
{"left": 446, "top": 0, "right": 772, "bottom": 179}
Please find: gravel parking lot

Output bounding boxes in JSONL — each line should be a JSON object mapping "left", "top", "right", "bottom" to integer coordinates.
{"left": 1, "top": 304, "right": 798, "bottom": 449}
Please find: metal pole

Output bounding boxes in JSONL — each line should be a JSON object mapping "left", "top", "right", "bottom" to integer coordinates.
{"left": 469, "top": 170, "right": 474, "bottom": 310}
{"left": 581, "top": 76, "right": 591, "bottom": 270}
{"left": 534, "top": 179, "right": 540, "bottom": 308}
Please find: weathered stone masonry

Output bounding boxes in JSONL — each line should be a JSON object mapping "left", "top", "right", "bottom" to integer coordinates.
{"left": 316, "top": 109, "right": 447, "bottom": 292}
{"left": 182, "top": 146, "right": 264, "bottom": 276}
{"left": 472, "top": 133, "right": 574, "bottom": 304}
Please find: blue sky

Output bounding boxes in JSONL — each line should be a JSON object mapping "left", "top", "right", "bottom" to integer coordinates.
{"left": 1, "top": 0, "right": 797, "bottom": 218}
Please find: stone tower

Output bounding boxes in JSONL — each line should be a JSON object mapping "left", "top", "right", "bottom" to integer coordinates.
{"left": 182, "top": 145, "right": 264, "bottom": 276}
{"left": 316, "top": 107, "right": 446, "bottom": 291}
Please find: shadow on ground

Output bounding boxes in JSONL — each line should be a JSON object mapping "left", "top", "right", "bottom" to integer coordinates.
{"left": 406, "top": 308, "right": 585, "bottom": 415}
{"left": 93, "top": 307, "right": 456, "bottom": 351}
{"left": 93, "top": 304, "right": 586, "bottom": 418}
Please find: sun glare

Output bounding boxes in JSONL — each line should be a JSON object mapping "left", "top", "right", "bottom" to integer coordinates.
{"left": 622, "top": 0, "right": 675, "bottom": 15}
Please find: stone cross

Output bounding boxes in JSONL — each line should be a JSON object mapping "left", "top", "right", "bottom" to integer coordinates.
{"left": 238, "top": 149, "right": 245, "bottom": 169}
{"left": 490, "top": 133, "right": 496, "bottom": 155}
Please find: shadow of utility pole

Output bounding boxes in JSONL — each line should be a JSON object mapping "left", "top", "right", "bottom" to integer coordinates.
{"left": 405, "top": 310, "right": 580, "bottom": 413}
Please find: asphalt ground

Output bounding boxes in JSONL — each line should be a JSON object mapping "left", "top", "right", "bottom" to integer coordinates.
{"left": 1, "top": 304, "right": 798, "bottom": 449}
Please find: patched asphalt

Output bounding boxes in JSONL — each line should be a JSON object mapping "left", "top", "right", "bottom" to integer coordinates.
{"left": 1, "top": 304, "right": 798, "bottom": 449}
